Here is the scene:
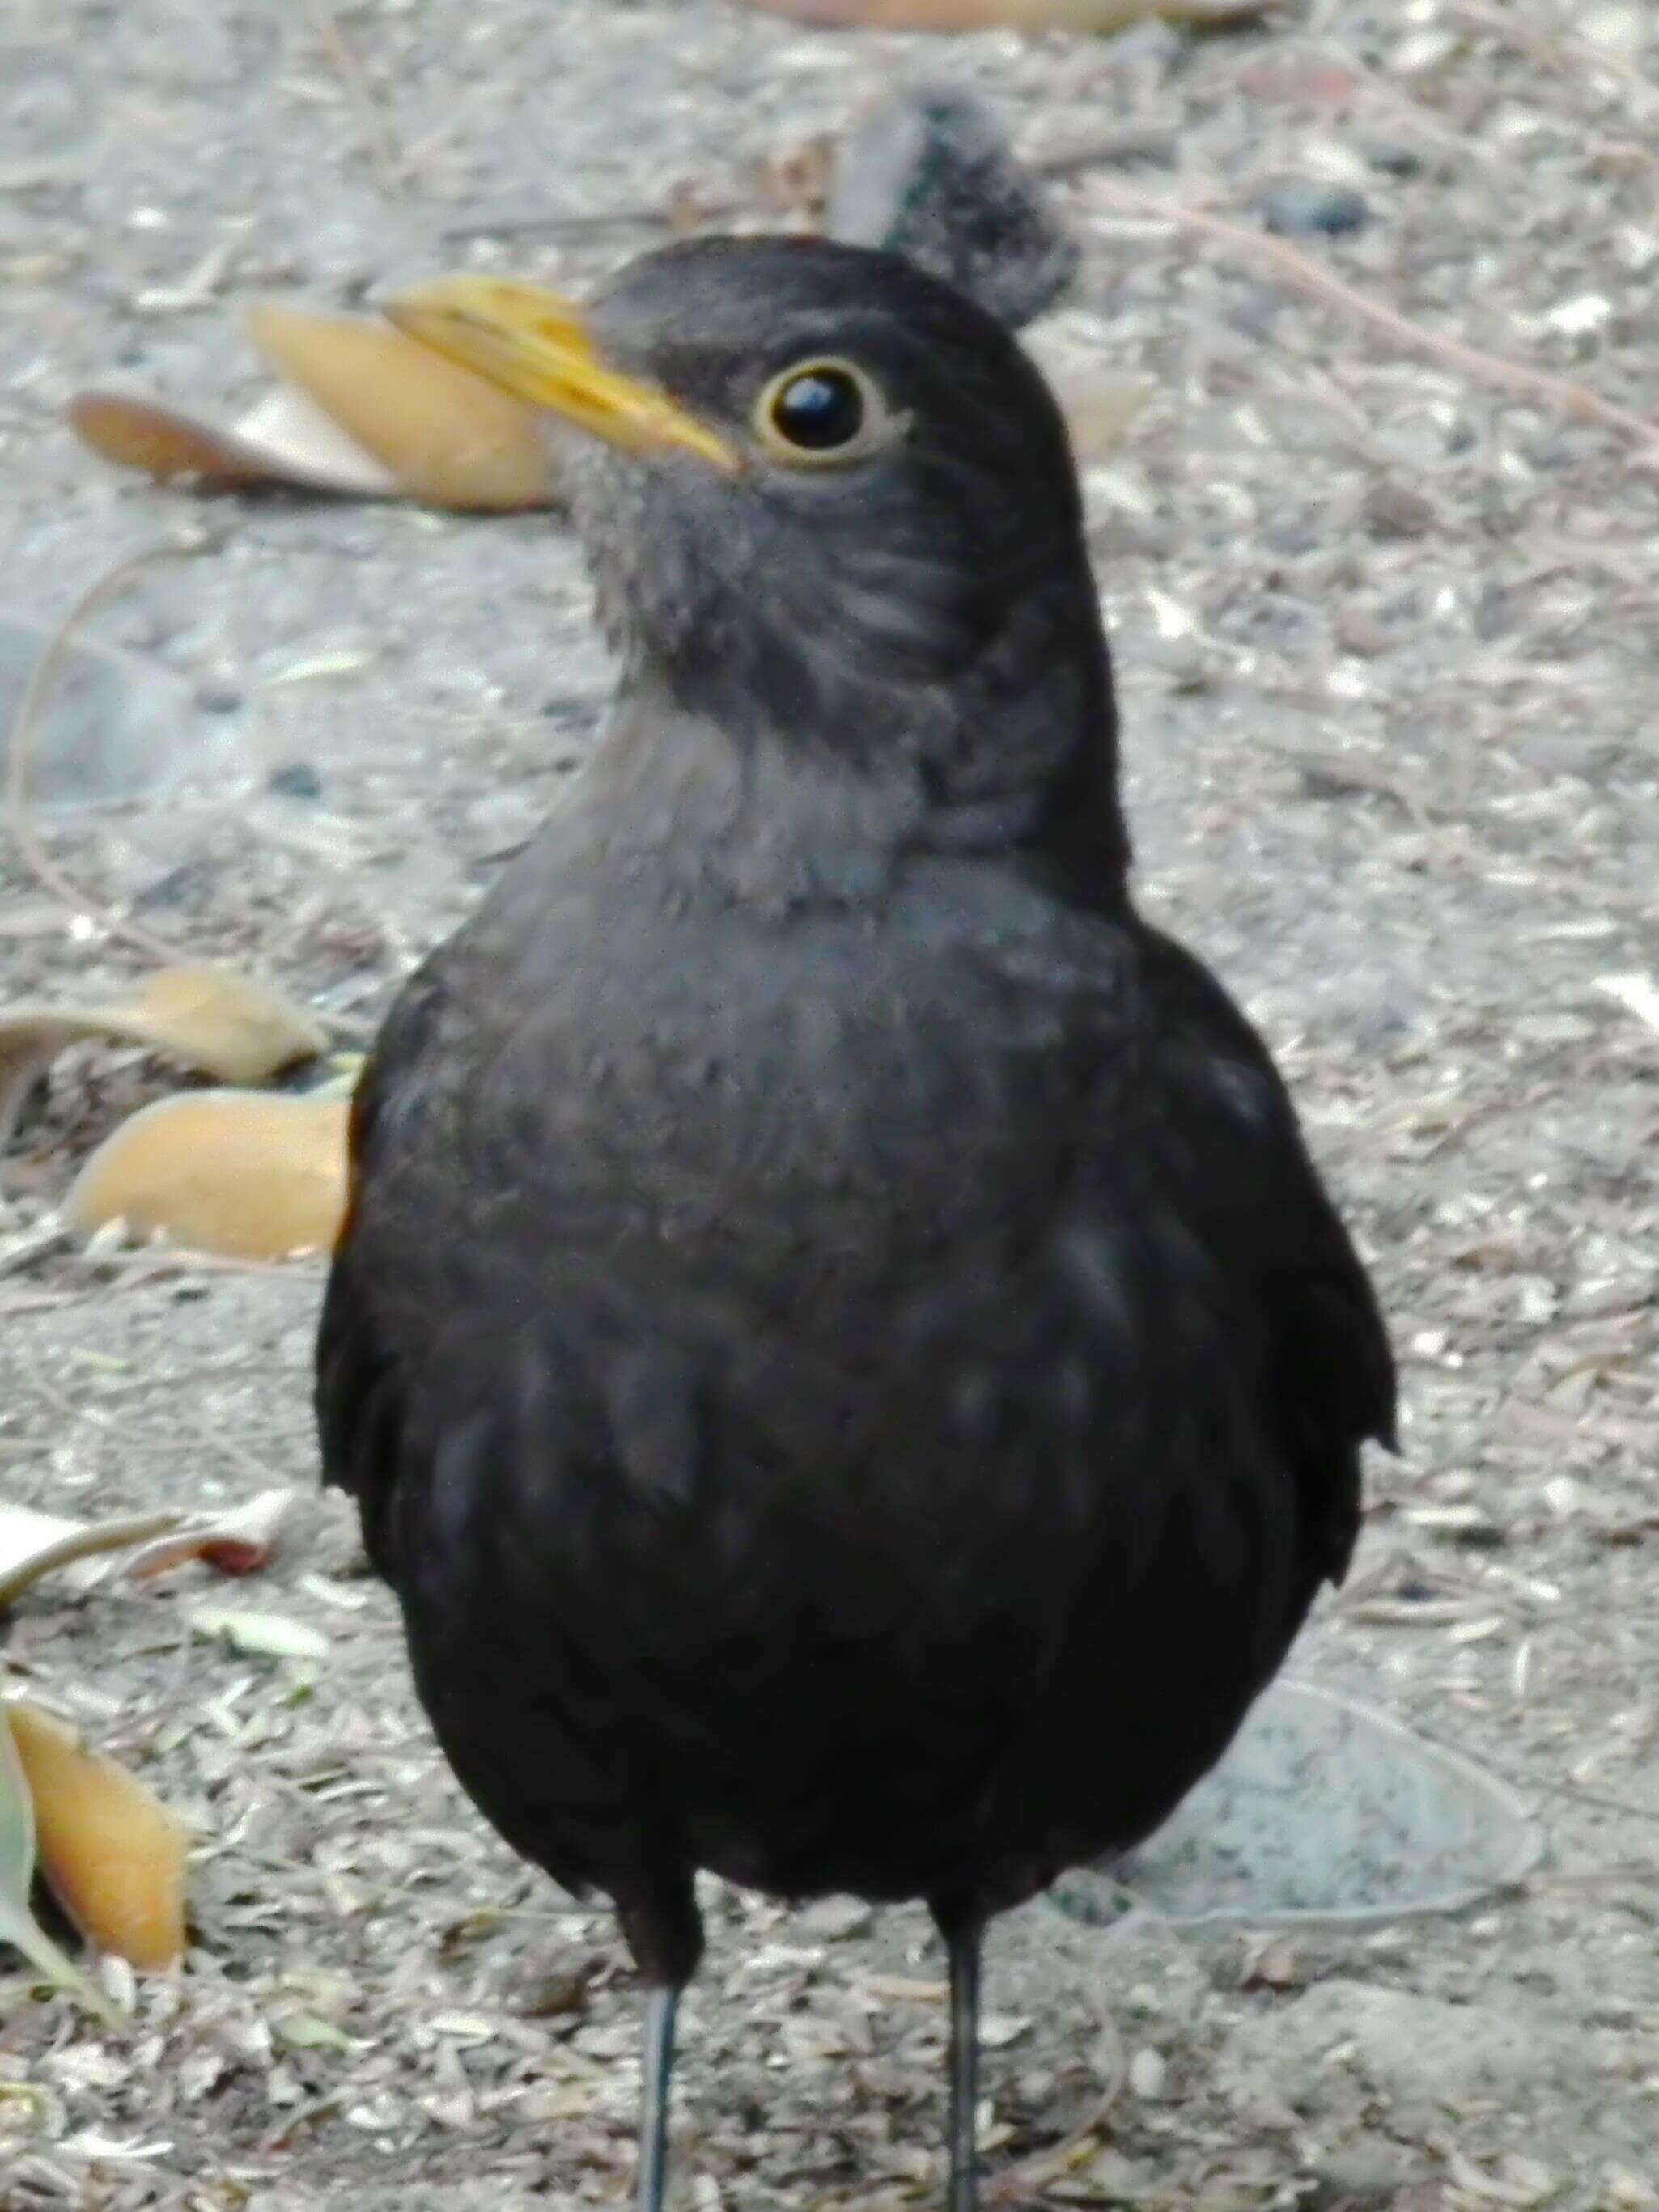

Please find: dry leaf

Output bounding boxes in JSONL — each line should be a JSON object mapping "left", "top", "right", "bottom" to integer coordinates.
{"left": 244, "top": 303, "right": 553, "bottom": 511}
{"left": 189, "top": 1604, "right": 330, "bottom": 1662}
{"left": 0, "top": 1494, "right": 295, "bottom": 1612}
{"left": 125, "top": 1488, "right": 299, "bottom": 1581}
{"left": 0, "top": 1505, "right": 185, "bottom": 1612}
{"left": 69, "top": 388, "right": 397, "bottom": 495}
{"left": 0, "top": 964, "right": 326, "bottom": 1148}
{"left": 70, "top": 307, "right": 555, "bottom": 513}
{"left": 5, "top": 1698, "right": 187, "bottom": 1972}
{"left": 66, "top": 1088, "right": 350, "bottom": 1259}
{"left": 738, "top": 0, "right": 1272, "bottom": 28}
{"left": 1047, "top": 369, "right": 1154, "bottom": 464}
{"left": 0, "top": 1688, "right": 119, "bottom": 2020}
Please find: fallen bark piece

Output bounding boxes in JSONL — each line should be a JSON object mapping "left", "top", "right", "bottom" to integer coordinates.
{"left": 4, "top": 1698, "right": 187, "bottom": 1973}
{"left": 66, "top": 1089, "right": 350, "bottom": 1260}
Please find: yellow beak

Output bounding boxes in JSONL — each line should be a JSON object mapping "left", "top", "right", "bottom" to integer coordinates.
{"left": 384, "top": 275, "right": 740, "bottom": 474}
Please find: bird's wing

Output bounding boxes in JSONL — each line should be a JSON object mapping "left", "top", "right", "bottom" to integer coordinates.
{"left": 1127, "top": 921, "right": 1397, "bottom": 1590}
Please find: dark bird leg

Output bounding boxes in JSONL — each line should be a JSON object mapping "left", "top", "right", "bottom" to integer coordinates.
{"left": 944, "top": 1917, "right": 983, "bottom": 2212}
{"left": 635, "top": 1983, "right": 680, "bottom": 2212}
{"left": 619, "top": 1884, "right": 702, "bottom": 2212}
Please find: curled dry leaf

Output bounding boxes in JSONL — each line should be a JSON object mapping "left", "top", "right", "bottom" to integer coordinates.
{"left": 5, "top": 1698, "right": 187, "bottom": 1973}
{"left": 66, "top": 1089, "right": 350, "bottom": 1260}
{"left": 0, "top": 1505, "right": 185, "bottom": 1613}
{"left": 244, "top": 303, "right": 554, "bottom": 511}
{"left": 0, "top": 964, "right": 326, "bottom": 1150}
{"left": 738, "top": 0, "right": 1273, "bottom": 28}
{"left": 69, "top": 388, "right": 395, "bottom": 496}
{"left": 0, "top": 1489, "right": 297, "bottom": 1615}
{"left": 71, "top": 305, "right": 554, "bottom": 513}
{"left": 125, "top": 1487, "right": 299, "bottom": 1581}
{"left": 0, "top": 1693, "right": 120, "bottom": 2020}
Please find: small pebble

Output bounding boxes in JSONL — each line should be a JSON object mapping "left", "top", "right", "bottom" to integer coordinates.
{"left": 268, "top": 760, "right": 324, "bottom": 799}
{"left": 1262, "top": 180, "right": 1372, "bottom": 238}
{"left": 1360, "top": 141, "right": 1424, "bottom": 177}
{"left": 1361, "top": 482, "right": 1436, "bottom": 541}
{"left": 1128, "top": 2046, "right": 1166, "bottom": 2101}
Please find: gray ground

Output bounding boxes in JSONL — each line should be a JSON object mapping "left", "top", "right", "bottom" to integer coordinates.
{"left": 2, "top": 2, "right": 1659, "bottom": 2206}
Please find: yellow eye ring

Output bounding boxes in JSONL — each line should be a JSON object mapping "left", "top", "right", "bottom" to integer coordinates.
{"left": 753, "top": 358, "right": 898, "bottom": 466}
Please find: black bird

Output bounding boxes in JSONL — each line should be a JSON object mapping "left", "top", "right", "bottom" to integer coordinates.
{"left": 316, "top": 238, "right": 1395, "bottom": 2211}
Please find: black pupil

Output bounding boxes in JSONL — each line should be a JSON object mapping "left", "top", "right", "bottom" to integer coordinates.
{"left": 774, "top": 368, "right": 864, "bottom": 451}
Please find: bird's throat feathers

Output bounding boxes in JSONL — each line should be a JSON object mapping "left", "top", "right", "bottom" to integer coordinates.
{"left": 567, "top": 474, "right": 1130, "bottom": 906}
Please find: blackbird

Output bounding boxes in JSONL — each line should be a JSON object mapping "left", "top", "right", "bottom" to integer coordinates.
{"left": 316, "top": 237, "right": 1395, "bottom": 2211}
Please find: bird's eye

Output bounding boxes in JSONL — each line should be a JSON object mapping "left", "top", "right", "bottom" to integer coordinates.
{"left": 753, "top": 358, "right": 897, "bottom": 466}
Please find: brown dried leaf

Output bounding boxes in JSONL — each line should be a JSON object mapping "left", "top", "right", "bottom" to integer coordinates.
{"left": 0, "top": 964, "right": 326, "bottom": 1147}
{"left": 68, "top": 389, "right": 334, "bottom": 490}
{"left": 244, "top": 303, "right": 554, "bottom": 511}
{"left": 71, "top": 307, "right": 555, "bottom": 511}
{"left": 66, "top": 1088, "right": 350, "bottom": 1260}
{"left": 4, "top": 1697, "right": 187, "bottom": 1972}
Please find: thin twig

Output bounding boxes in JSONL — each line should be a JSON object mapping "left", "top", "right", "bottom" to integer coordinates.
{"left": 5, "top": 538, "right": 218, "bottom": 965}
{"left": 985, "top": 2003, "right": 1127, "bottom": 2204}
{"left": 1085, "top": 179, "right": 1659, "bottom": 452}
{"left": 300, "top": 0, "right": 405, "bottom": 196}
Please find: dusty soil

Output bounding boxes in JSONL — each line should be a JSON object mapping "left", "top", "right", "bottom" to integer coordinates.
{"left": 2, "top": 2, "right": 1659, "bottom": 2206}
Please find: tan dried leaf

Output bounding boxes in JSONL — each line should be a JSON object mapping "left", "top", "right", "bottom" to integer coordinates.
{"left": 66, "top": 1088, "right": 350, "bottom": 1260}
{"left": 71, "top": 306, "right": 555, "bottom": 511}
{"left": 0, "top": 965, "right": 326, "bottom": 1148}
{"left": 69, "top": 388, "right": 341, "bottom": 491}
{"left": 5, "top": 1697, "right": 187, "bottom": 1973}
{"left": 243, "top": 303, "right": 554, "bottom": 511}
{"left": 0, "top": 1687, "right": 118, "bottom": 2019}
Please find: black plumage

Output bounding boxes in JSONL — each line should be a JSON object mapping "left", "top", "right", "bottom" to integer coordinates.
{"left": 316, "top": 238, "right": 1394, "bottom": 2210}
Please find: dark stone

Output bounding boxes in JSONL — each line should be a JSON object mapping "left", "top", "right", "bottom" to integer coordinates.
{"left": 267, "top": 759, "right": 323, "bottom": 799}
{"left": 1360, "top": 141, "right": 1424, "bottom": 177}
{"left": 1262, "top": 180, "right": 1372, "bottom": 238}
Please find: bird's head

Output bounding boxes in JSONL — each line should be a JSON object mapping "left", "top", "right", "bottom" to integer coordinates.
{"left": 388, "top": 237, "right": 1124, "bottom": 875}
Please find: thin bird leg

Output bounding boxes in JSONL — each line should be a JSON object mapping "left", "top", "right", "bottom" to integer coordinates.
{"left": 636, "top": 1984, "right": 680, "bottom": 2212}
{"left": 946, "top": 1924, "right": 982, "bottom": 2212}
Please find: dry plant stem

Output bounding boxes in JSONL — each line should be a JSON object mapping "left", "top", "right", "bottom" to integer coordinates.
{"left": 1087, "top": 180, "right": 1659, "bottom": 453}
{"left": 984, "top": 2004, "right": 1127, "bottom": 2205}
{"left": 299, "top": 0, "right": 405, "bottom": 194}
{"left": 4, "top": 539, "right": 216, "bottom": 967}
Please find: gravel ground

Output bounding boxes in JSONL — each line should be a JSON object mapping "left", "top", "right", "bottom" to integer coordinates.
{"left": 3, "top": 2, "right": 1659, "bottom": 2206}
